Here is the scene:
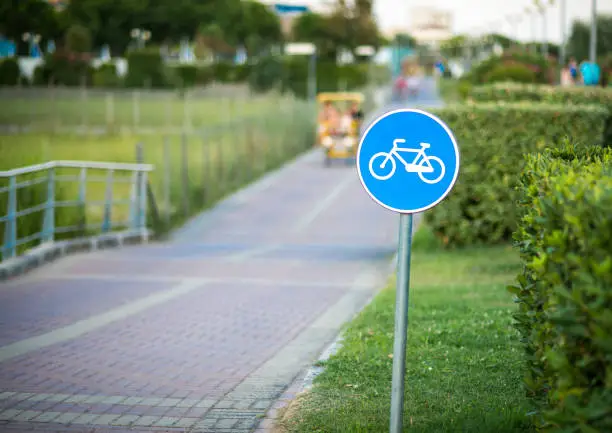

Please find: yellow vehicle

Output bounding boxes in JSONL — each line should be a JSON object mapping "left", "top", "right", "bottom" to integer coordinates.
{"left": 316, "top": 92, "right": 365, "bottom": 166}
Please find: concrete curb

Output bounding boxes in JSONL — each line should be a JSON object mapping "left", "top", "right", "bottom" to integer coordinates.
{"left": 0, "top": 230, "right": 151, "bottom": 283}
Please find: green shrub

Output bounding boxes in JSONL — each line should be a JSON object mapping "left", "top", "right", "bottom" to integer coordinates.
{"left": 467, "top": 51, "right": 553, "bottom": 85}
{"left": 510, "top": 143, "right": 612, "bottom": 431}
{"left": 64, "top": 24, "right": 92, "bottom": 53}
{"left": 41, "top": 51, "right": 94, "bottom": 86}
{"left": 485, "top": 63, "right": 537, "bottom": 84}
{"left": 125, "top": 48, "right": 169, "bottom": 88}
{"left": 248, "top": 55, "right": 283, "bottom": 93}
{"left": 281, "top": 58, "right": 368, "bottom": 99}
{"left": 469, "top": 83, "right": 612, "bottom": 144}
{"left": 233, "top": 63, "right": 252, "bottom": 82}
{"left": 195, "top": 66, "right": 214, "bottom": 86}
{"left": 0, "top": 58, "right": 21, "bottom": 86}
{"left": 426, "top": 102, "right": 607, "bottom": 247}
{"left": 172, "top": 65, "right": 198, "bottom": 87}
{"left": 92, "top": 63, "right": 121, "bottom": 88}
{"left": 212, "top": 61, "right": 234, "bottom": 82}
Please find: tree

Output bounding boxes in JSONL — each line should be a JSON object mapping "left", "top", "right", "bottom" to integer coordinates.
{"left": 230, "top": 0, "right": 282, "bottom": 56}
{"left": 65, "top": 24, "right": 92, "bottom": 53}
{"left": 567, "top": 15, "right": 612, "bottom": 61}
{"left": 0, "top": 0, "right": 62, "bottom": 55}
{"left": 63, "top": 0, "right": 150, "bottom": 55}
{"left": 292, "top": 12, "right": 339, "bottom": 61}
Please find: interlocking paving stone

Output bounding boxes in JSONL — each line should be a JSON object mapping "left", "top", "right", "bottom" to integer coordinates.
{"left": 111, "top": 414, "right": 140, "bottom": 426}
{"left": 0, "top": 279, "right": 170, "bottom": 346}
{"left": 131, "top": 415, "right": 161, "bottom": 427}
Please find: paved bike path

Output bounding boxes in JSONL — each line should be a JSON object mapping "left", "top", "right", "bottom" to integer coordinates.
{"left": 0, "top": 147, "right": 399, "bottom": 432}
{"left": 0, "top": 78, "right": 443, "bottom": 433}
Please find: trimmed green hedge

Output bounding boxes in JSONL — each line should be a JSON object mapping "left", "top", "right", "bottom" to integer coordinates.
{"left": 485, "top": 63, "right": 537, "bottom": 84}
{"left": 510, "top": 143, "right": 612, "bottom": 431}
{"left": 0, "top": 58, "right": 21, "bottom": 86}
{"left": 470, "top": 83, "right": 612, "bottom": 143}
{"left": 426, "top": 103, "right": 607, "bottom": 247}
{"left": 125, "top": 48, "right": 171, "bottom": 88}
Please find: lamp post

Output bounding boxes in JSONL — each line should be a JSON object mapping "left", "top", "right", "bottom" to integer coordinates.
{"left": 131, "top": 28, "right": 151, "bottom": 49}
{"left": 533, "top": 0, "right": 547, "bottom": 57}
{"left": 525, "top": 7, "right": 537, "bottom": 54}
{"left": 22, "top": 32, "right": 41, "bottom": 58}
{"left": 590, "top": 0, "right": 597, "bottom": 63}
{"left": 559, "top": 0, "right": 566, "bottom": 66}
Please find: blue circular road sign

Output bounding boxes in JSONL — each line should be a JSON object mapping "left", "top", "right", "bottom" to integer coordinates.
{"left": 356, "top": 108, "right": 460, "bottom": 214}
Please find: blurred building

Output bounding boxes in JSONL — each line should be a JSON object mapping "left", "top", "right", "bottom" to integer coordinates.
{"left": 408, "top": 6, "right": 453, "bottom": 48}
{"left": 258, "top": 0, "right": 336, "bottom": 37}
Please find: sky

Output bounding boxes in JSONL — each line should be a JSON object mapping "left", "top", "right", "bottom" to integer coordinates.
{"left": 295, "top": 0, "right": 611, "bottom": 44}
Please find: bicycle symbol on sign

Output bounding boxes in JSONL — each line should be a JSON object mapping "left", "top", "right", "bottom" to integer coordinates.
{"left": 368, "top": 139, "right": 446, "bottom": 184}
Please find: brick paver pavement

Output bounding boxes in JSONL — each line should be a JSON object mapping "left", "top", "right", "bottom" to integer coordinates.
{"left": 0, "top": 145, "right": 400, "bottom": 432}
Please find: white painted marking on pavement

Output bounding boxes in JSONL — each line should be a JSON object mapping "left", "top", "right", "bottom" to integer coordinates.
{"left": 291, "top": 173, "right": 355, "bottom": 234}
{"left": 0, "top": 280, "right": 204, "bottom": 363}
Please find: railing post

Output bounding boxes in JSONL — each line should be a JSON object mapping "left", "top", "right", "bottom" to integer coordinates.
{"left": 129, "top": 171, "right": 140, "bottom": 231}
{"left": 181, "top": 133, "right": 190, "bottom": 218}
{"left": 139, "top": 171, "right": 148, "bottom": 241}
{"left": 78, "top": 167, "right": 87, "bottom": 235}
{"left": 41, "top": 168, "right": 55, "bottom": 243}
{"left": 2, "top": 176, "right": 17, "bottom": 260}
{"left": 101, "top": 169, "right": 114, "bottom": 233}
{"left": 163, "top": 137, "right": 171, "bottom": 226}
{"left": 130, "top": 142, "right": 144, "bottom": 231}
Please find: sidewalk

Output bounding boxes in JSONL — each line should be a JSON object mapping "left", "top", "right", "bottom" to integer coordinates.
{"left": 0, "top": 146, "right": 398, "bottom": 432}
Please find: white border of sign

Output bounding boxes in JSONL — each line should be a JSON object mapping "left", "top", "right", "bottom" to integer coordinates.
{"left": 356, "top": 108, "right": 460, "bottom": 214}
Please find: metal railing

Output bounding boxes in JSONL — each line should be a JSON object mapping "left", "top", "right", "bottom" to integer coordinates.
{"left": 0, "top": 160, "right": 154, "bottom": 262}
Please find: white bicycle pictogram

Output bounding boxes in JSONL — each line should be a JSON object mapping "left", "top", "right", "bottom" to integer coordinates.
{"left": 368, "top": 139, "right": 446, "bottom": 184}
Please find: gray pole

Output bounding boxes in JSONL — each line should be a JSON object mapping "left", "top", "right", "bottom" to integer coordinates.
{"left": 560, "top": 0, "right": 566, "bottom": 66}
{"left": 531, "top": 13, "right": 537, "bottom": 54}
{"left": 389, "top": 213, "right": 414, "bottom": 433}
{"left": 308, "top": 52, "right": 317, "bottom": 100}
{"left": 543, "top": 9, "right": 548, "bottom": 57}
{"left": 590, "top": 0, "right": 597, "bottom": 63}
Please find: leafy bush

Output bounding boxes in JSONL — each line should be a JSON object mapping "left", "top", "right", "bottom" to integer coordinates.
{"left": 64, "top": 24, "right": 92, "bottom": 53}
{"left": 32, "top": 64, "right": 50, "bottom": 86}
{"left": 92, "top": 63, "right": 122, "bottom": 88}
{"left": 125, "top": 48, "right": 169, "bottom": 88}
{"left": 281, "top": 57, "right": 368, "bottom": 99}
{"left": 212, "top": 61, "right": 234, "bottom": 82}
{"left": 469, "top": 83, "right": 612, "bottom": 143}
{"left": 172, "top": 65, "right": 198, "bottom": 87}
{"left": 510, "top": 143, "right": 612, "bottom": 431}
{"left": 465, "top": 51, "right": 553, "bottom": 85}
{"left": 248, "top": 55, "right": 283, "bottom": 93}
{"left": 426, "top": 102, "right": 607, "bottom": 247}
{"left": 0, "top": 58, "right": 21, "bottom": 86}
{"left": 484, "top": 63, "right": 537, "bottom": 84}
{"left": 233, "top": 63, "right": 252, "bottom": 82}
{"left": 42, "top": 51, "right": 94, "bottom": 86}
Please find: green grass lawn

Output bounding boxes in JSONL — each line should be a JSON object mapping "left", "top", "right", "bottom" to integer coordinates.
{"left": 0, "top": 87, "right": 276, "bottom": 131}
{"left": 278, "top": 226, "right": 532, "bottom": 433}
{"left": 0, "top": 98, "right": 315, "bottom": 251}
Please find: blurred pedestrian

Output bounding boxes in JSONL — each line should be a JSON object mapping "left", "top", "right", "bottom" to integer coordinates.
{"left": 580, "top": 61, "right": 601, "bottom": 86}
{"left": 560, "top": 66, "right": 573, "bottom": 87}
{"left": 568, "top": 57, "right": 579, "bottom": 82}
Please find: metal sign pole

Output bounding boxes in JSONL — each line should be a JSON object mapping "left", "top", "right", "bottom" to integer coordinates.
{"left": 389, "top": 213, "right": 413, "bottom": 433}
{"left": 355, "top": 107, "right": 459, "bottom": 433}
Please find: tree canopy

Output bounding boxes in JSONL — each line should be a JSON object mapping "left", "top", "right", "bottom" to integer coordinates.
{"left": 1, "top": 0, "right": 283, "bottom": 56}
